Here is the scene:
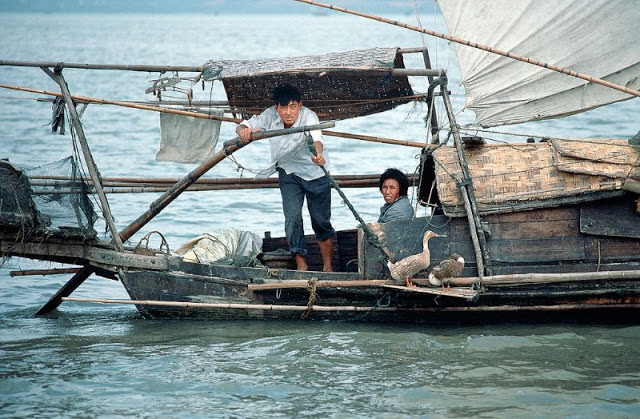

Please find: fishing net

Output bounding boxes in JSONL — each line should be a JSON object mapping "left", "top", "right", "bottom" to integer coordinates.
{"left": 0, "top": 156, "right": 97, "bottom": 237}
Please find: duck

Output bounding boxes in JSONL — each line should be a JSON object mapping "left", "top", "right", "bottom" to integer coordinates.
{"left": 387, "top": 230, "right": 441, "bottom": 287}
{"left": 428, "top": 253, "right": 465, "bottom": 288}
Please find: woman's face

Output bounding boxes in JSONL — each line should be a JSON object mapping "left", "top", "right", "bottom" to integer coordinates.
{"left": 381, "top": 178, "right": 401, "bottom": 204}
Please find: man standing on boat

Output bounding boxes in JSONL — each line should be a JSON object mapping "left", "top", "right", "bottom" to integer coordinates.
{"left": 236, "top": 83, "right": 334, "bottom": 272}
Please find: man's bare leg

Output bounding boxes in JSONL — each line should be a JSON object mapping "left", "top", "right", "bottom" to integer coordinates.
{"left": 318, "top": 237, "right": 333, "bottom": 272}
{"left": 295, "top": 253, "right": 308, "bottom": 271}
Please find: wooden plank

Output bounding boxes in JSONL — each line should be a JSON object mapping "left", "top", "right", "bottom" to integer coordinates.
{"left": 485, "top": 206, "right": 578, "bottom": 223}
{"left": 487, "top": 237, "right": 586, "bottom": 263}
{"left": 580, "top": 198, "right": 640, "bottom": 238}
{"left": 1, "top": 240, "right": 170, "bottom": 271}
{"left": 584, "top": 236, "right": 640, "bottom": 261}
{"left": 488, "top": 218, "right": 578, "bottom": 240}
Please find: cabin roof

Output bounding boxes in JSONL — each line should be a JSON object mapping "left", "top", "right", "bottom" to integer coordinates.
{"left": 432, "top": 139, "right": 640, "bottom": 217}
{"left": 201, "top": 47, "right": 414, "bottom": 120}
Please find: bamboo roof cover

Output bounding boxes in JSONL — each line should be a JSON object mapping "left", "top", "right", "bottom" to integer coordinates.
{"left": 201, "top": 47, "right": 414, "bottom": 120}
{"left": 433, "top": 139, "right": 639, "bottom": 217}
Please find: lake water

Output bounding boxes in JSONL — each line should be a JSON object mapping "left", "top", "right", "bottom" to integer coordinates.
{"left": 1, "top": 11, "right": 639, "bottom": 418}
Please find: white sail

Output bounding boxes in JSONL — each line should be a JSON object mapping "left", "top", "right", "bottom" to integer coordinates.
{"left": 438, "top": 0, "right": 640, "bottom": 127}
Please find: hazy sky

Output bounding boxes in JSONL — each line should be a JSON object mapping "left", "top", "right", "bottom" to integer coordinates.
{"left": 1, "top": 0, "right": 436, "bottom": 15}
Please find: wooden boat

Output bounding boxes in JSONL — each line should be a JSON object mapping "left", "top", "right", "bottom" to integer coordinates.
{"left": 1, "top": 1, "right": 639, "bottom": 323}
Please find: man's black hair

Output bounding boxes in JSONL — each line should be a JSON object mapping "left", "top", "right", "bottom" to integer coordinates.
{"left": 379, "top": 168, "right": 409, "bottom": 196}
{"left": 272, "top": 83, "right": 302, "bottom": 106}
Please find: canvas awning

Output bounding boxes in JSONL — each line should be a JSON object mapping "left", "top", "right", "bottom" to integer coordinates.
{"left": 201, "top": 47, "right": 415, "bottom": 120}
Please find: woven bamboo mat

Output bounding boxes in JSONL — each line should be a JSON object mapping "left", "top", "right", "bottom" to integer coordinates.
{"left": 433, "top": 139, "right": 637, "bottom": 217}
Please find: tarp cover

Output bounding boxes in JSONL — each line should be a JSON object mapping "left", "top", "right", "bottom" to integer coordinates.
{"left": 202, "top": 47, "right": 414, "bottom": 120}
{"left": 174, "top": 229, "right": 263, "bottom": 266}
{"left": 438, "top": 0, "right": 640, "bottom": 127}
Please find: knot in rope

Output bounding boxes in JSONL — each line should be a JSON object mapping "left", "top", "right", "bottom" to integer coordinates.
{"left": 301, "top": 277, "right": 318, "bottom": 319}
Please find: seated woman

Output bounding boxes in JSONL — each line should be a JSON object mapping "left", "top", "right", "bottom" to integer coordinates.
{"left": 378, "top": 168, "right": 415, "bottom": 223}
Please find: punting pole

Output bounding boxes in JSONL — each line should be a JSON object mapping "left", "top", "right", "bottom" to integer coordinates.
{"left": 294, "top": 0, "right": 640, "bottom": 99}
{"left": 35, "top": 121, "right": 333, "bottom": 315}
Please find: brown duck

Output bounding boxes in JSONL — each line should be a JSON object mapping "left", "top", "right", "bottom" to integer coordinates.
{"left": 428, "top": 253, "right": 465, "bottom": 287}
{"left": 387, "top": 230, "right": 441, "bottom": 287}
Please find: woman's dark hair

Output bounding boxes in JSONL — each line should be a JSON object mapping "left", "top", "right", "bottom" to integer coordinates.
{"left": 379, "top": 168, "right": 409, "bottom": 196}
{"left": 272, "top": 83, "right": 301, "bottom": 106}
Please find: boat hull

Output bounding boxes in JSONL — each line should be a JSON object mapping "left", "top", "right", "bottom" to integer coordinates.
{"left": 118, "top": 261, "right": 640, "bottom": 324}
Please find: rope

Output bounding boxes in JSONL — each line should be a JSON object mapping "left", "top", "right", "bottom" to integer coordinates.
{"left": 301, "top": 277, "right": 318, "bottom": 319}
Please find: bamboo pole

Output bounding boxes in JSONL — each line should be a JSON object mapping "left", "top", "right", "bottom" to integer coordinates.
{"left": 10, "top": 267, "right": 82, "bottom": 277}
{"left": 445, "top": 269, "right": 640, "bottom": 287}
{"left": 249, "top": 269, "right": 640, "bottom": 291}
{"left": 323, "top": 130, "right": 429, "bottom": 148}
{"left": 0, "top": 60, "right": 204, "bottom": 72}
{"left": 0, "top": 59, "right": 440, "bottom": 77}
{"left": 1, "top": 82, "right": 432, "bottom": 149}
{"left": 2, "top": 81, "right": 438, "bottom": 150}
{"left": 439, "top": 77, "right": 489, "bottom": 278}
{"left": 62, "top": 297, "right": 392, "bottom": 312}
{"left": 294, "top": 0, "right": 640, "bottom": 99}
{"left": 249, "top": 279, "right": 387, "bottom": 291}
{"left": 0, "top": 82, "right": 240, "bottom": 123}
{"left": 61, "top": 297, "right": 640, "bottom": 313}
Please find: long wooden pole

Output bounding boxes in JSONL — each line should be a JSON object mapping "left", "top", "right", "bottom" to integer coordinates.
{"left": 0, "top": 82, "right": 431, "bottom": 149}
{"left": 247, "top": 269, "right": 640, "bottom": 290}
{"left": 439, "top": 77, "right": 489, "bottom": 278}
{"left": 0, "top": 82, "right": 239, "bottom": 123}
{"left": 62, "top": 297, "right": 640, "bottom": 313}
{"left": 294, "top": 0, "right": 640, "bottom": 99}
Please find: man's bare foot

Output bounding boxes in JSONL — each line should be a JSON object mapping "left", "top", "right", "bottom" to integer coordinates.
{"left": 295, "top": 254, "right": 308, "bottom": 271}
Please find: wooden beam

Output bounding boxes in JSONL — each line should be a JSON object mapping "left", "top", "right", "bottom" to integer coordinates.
{"left": 36, "top": 266, "right": 94, "bottom": 315}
